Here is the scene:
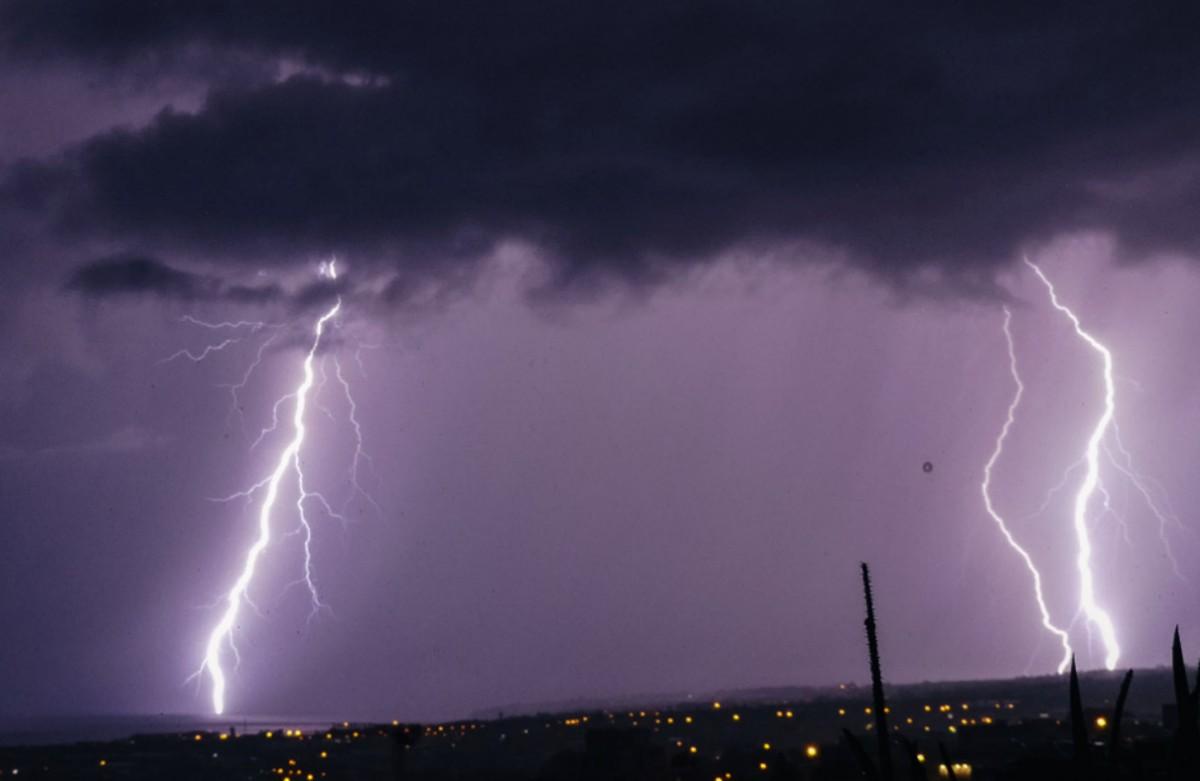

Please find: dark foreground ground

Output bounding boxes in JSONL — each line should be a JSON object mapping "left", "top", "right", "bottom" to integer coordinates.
{"left": 0, "top": 668, "right": 1189, "bottom": 779}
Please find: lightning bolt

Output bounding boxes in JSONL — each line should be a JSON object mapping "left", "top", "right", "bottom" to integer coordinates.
{"left": 163, "top": 316, "right": 281, "bottom": 365}
{"left": 1106, "top": 424, "right": 1188, "bottom": 580}
{"left": 982, "top": 306, "right": 1074, "bottom": 673}
{"left": 196, "top": 259, "right": 352, "bottom": 715}
{"left": 333, "top": 355, "right": 382, "bottom": 518}
{"left": 179, "top": 316, "right": 275, "bottom": 332}
{"left": 219, "top": 329, "right": 285, "bottom": 437}
{"left": 1024, "top": 258, "right": 1121, "bottom": 671}
{"left": 158, "top": 337, "right": 243, "bottom": 364}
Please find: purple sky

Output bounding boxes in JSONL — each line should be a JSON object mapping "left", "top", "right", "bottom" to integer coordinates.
{"left": 3, "top": 2, "right": 1200, "bottom": 722}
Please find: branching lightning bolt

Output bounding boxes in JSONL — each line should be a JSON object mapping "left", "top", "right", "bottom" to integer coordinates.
{"left": 982, "top": 306, "right": 1074, "bottom": 673}
{"left": 159, "top": 337, "right": 243, "bottom": 364}
{"left": 333, "top": 355, "right": 382, "bottom": 518}
{"left": 180, "top": 315, "right": 276, "bottom": 332}
{"left": 164, "top": 316, "right": 282, "bottom": 365}
{"left": 197, "top": 297, "right": 339, "bottom": 714}
{"left": 219, "top": 329, "right": 285, "bottom": 436}
{"left": 1106, "top": 424, "right": 1188, "bottom": 580}
{"left": 191, "top": 258, "right": 371, "bottom": 715}
{"left": 1025, "top": 257, "right": 1121, "bottom": 671}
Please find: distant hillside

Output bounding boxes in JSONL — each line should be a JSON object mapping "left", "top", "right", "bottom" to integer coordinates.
{"left": 471, "top": 667, "right": 1178, "bottom": 722}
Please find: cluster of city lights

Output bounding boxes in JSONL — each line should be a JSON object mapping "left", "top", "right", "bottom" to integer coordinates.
{"left": 6, "top": 696, "right": 1084, "bottom": 779}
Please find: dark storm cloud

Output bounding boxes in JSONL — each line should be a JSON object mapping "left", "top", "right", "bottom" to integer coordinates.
{"left": 67, "top": 254, "right": 207, "bottom": 298}
{"left": 67, "top": 253, "right": 281, "bottom": 302}
{"left": 7, "top": 0, "right": 1200, "bottom": 295}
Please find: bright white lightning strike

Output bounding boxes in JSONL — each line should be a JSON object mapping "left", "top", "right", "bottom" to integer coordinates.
{"left": 188, "top": 259, "right": 365, "bottom": 715}
{"left": 1025, "top": 258, "right": 1121, "bottom": 671}
{"left": 198, "top": 297, "right": 340, "bottom": 715}
{"left": 982, "top": 306, "right": 1074, "bottom": 673}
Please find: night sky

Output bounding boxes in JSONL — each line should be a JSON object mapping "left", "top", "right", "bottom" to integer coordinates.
{"left": 3, "top": 2, "right": 1200, "bottom": 723}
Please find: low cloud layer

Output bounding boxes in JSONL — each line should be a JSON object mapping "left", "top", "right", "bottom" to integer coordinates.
{"left": 66, "top": 254, "right": 282, "bottom": 302}
{"left": 6, "top": 1, "right": 1200, "bottom": 299}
